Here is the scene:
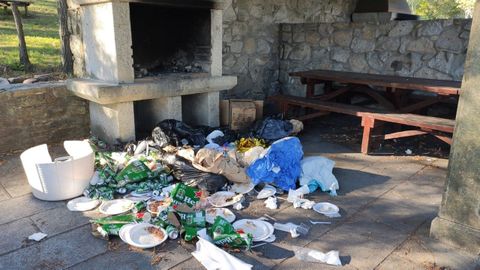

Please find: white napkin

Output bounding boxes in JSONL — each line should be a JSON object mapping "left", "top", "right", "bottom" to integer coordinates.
{"left": 192, "top": 238, "right": 253, "bottom": 270}
{"left": 28, "top": 232, "right": 47, "bottom": 242}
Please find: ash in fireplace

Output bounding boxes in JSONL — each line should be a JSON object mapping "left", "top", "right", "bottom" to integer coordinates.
{"left": 134, "top": 49, "right": 206, "bottom": 78}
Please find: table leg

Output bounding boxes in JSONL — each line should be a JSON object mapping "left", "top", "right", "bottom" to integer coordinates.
{"left": 361, "top": 116, "right": 376, "bottom": 154}
{"left": 306, "top": 81, "right": 315, "bottom": 98}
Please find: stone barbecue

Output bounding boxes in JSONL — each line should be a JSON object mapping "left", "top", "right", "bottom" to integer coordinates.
{"left": 67, "top": 0, "right": 237, "bottom": 144}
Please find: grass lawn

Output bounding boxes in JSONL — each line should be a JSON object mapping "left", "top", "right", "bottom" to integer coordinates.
{"left": 0, "top": 0, "right": 61, "bottom": 77}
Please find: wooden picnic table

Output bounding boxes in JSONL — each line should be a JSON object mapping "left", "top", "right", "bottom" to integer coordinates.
{"left": 0, "top": 0, "right": 31, "bottom": 16}
{"left": 273, "top": 69, "right": 462, "bottom": 154}
{"left": 289, "top": 69, "right": 461, "bottom": 113}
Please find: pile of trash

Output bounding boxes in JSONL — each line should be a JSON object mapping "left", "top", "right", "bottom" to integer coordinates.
{"left": 63, "top": 118, "right": 342, "bottom": 268}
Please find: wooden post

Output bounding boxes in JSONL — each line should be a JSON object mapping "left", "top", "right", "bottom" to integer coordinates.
{"left": 11, "top": 2, "right": 31, "bottom": 71}
{"left": 57, "top": 0, "right": 73, "bottom": 74}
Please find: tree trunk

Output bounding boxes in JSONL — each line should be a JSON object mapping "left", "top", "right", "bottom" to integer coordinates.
{"left": 11, "top": 2, "right": 31, "bottom": 71}
{"left": 57, "top": 0, "right": 73, "bottom": 75}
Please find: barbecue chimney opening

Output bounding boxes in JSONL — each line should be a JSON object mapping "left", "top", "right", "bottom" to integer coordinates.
{"left": 130, "top": 3, "right": 212, "bottom": 77}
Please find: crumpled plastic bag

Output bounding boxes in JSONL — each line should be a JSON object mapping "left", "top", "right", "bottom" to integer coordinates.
{"left": 299, "top": 156, "right": 339, "bottom": 196}
{"left": 255, "top": 117, "right": 294, "bottom": 141}
{"left": 235, "top": 138, "right": 267, "bottom": 153}
{"left": 169, "top": 157, "right": 227, "bottom": 193}
{"left": 246, "top": 137, "right": 303, "bottom": 191}
{"left": 242, "top": 146, "right": 265, "bottom": 166}
{"left": 292, "top": 246, "right": 342, "bottom": 266}
{"left": 152, "top": 126, "right": 170, "bottom": 148}
{"left": 289, "top": 119, "right": 304, "bottom": 135}
{"left": 206, "top": 130, "right": 224, "bottom": 144}
{"left": 192, "top": 237, "right": 253, "bottom": 270}
{"left": 193, "top": 148, "right": 250, "bottom": 184}
{"left": 154, "top": 119, "right": 206, "bottom": 147}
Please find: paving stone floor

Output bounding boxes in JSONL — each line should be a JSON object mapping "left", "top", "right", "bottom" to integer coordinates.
{"left": 0, "top": 128, "right": 479, "bottom": 270}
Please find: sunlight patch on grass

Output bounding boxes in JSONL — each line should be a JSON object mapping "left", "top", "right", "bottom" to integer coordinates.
{"left": 0, "top": 0, "right": 61, "bottom": 75}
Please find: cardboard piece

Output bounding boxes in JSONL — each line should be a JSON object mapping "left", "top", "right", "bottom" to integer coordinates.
{"left": 220, "top": 100, "right": 264, "bottom": 130}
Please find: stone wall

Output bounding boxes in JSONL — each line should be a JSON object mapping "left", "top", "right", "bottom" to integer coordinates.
{"left": 222, "top": 0, "right": 356, "bottom": 99}
{"left": 0, "top": 83, "right": 90, "bottom": 153}
{"left": 279, "top": 19, "right": 471, "bottom": 96}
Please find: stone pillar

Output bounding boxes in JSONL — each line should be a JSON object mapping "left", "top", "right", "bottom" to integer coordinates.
{"left": 89, "top": 102, "right": 135, "bottom": 144}
{"left": 430, "top": 2, "right": 480, "bottom": 254}
{"left": 82, "top": 1, "right": 134, "bottom": 83}
{"left": 81, "top": 1, "right": 136, "bottom": 143}
{"left": 182, "top": 92, "right": 220, "bottom": 127}
{"left": 210, "top": 9, "right": 223, "bottom": 76}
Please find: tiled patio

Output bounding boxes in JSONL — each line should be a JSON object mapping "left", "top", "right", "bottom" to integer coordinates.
{"left": 0, "top": 126, "right": 478, "bottom": 270}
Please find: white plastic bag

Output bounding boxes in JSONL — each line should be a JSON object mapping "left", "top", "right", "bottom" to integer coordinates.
{"left": 299, "top": 156, "right": 339, "bottom": 195}
{"left": 192, "top": 237, "right": 253, "bottom": 270}
{"left": 293, "top": 246, "right": 342, "bottom": 266}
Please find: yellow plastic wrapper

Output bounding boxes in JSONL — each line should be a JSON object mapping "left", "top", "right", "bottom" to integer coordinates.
{"left": 235, "top": 138, "right": 267, "bottom": 153}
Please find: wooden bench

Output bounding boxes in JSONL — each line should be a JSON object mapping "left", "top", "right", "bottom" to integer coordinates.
{"left": 269, "top": 94, "right": 455, "bottom": 154}
{"left": 269, "top": 94, "right": 387, "bottom": 121}
{"left": 360, "top": 112, "right": 455, "bottom": 154}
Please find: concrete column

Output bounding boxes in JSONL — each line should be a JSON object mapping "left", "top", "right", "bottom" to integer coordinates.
{"left": 82, "top": 2, "right": 134, "bottom": 83}
{"left": 89, "top": 101, "right": 135, "bottom": 144}
{"left": 210, "top": 9, "right": 223, "bottom": 76}
{"left": 430, "top": 2, "right": 480, "bottom": 254}
{"left": 135, "top": 96, "right": 183, "bottom": 132}
{"left": 182, "top": 92, "right": 220, "bottom": 127}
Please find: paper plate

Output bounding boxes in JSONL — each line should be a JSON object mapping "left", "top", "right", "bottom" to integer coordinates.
{"left": 206, "top": 208, "right": 236, "bottom": 224}
{"left": 208, "top": 191, "right": 243, "bottom": 208}
{"left": 99, "top": 199, "right": 135, "bottom": 215}
{"left": 67, "top": 196, "right": 100, "bottom": 212}
{"left": 119, "top": 223, "right": 167, "bottom": 249}
{"left": 230, "top": 183, "right": 255, "bottom": 194}
{"left": 131, "top": 191, "right": 152, "bottom": 197}
{"left": 313, "top": 202, "right": 340, "bottom": 215}
{"left": 146, "top": 200, "right": 169, "bottom": 216}
{"left": 233, "top": 219, "right": 274, "bottom": 242}
{"left": 256, "top": 185, "right": 276, "bottom": 199}
{"left": 123, "top": 194, "right": 150, "bottom": 202}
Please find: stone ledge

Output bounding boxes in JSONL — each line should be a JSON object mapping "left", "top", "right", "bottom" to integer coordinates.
{"left": 74, "top": 0, "right": 227, "bottom": 10}
{"left": 1, "top": 82, "right": 68, "bottom": 98}
{"left": 67, "top": 74, "right": 237, "bottom": 105}
{"left": 430, "top": 216, "right": 480, "bottom": 255}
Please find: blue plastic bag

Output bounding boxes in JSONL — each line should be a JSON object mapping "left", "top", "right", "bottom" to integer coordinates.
{"left": 247, "top": 137, "right": 303, "bottom": 191}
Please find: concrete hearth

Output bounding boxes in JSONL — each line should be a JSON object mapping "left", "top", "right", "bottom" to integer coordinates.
{"left": 67, "top": 0, "right": 235, "bottom": 144}
{"left": 68, "top": 75, "right": 236, "bottom": 142}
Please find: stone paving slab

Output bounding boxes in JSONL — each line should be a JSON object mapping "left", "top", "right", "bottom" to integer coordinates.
{"left": 377, "top": 222, "right": 480, "bottom": 270}
{"left": 332, "top": 167, "right": 394, "bottom": 197}
{"left": 360, "top": 156, "right": 427, "bottom": 178}
{"left": 0, "top": 172, "right": 31, "bottom": 198}
{"left": 169, "top": 257, "right": 205, "bottom": 270}
{"left": 358, "top": 196, "right": 434, "bottom": 234}
{"left": 31, "top": 207, "right": 91, "bottom": 236}
{"left": 0, "top": 217, "right": 38, "bottom": 255}
{"left": 0, "top": 225, "right": 107, "bottom": 270}
{"left": 0, "top": 184, "right": 11, "bottom": 202}
{"left": 0, "top": 194, "right": 64, "bottom": 225}
{"left": 298, "top": 219, "right": 407, "bottom": 269}
{"left": 69, "top": 238, "right": 193, "bottom": 270}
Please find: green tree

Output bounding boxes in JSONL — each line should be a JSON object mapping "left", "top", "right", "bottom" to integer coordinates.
{"left": 407, "top": 0, "right": 475, "bottom": 19}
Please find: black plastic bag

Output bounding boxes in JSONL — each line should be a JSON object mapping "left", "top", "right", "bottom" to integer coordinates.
{"left": 170, "top": 157, "right": 227, "bottom": 193}
{"left": 255, "top": 117, "right": 293, "bottom": 141}
{"left": 211, "top": 128, "right": 239, "bottom": 146}
{"left": 157, "top": 119, "right": 207, "bottom": 147}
